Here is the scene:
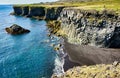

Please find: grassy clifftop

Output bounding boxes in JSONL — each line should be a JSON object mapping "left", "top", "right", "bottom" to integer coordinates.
{"left": 14, "top": 0, "right": 120, "bottom": 13}
{"left": 59, "top": 0, "right": 120, "bottom": 2}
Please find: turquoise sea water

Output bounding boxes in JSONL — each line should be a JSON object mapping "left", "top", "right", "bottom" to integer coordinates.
{"left": 0, "top": 5, "right": 60, "bottom": 78}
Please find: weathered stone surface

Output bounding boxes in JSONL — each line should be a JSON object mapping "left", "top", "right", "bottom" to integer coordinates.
{"left": 58, "top": 8, "right": 120, "bottom": 48}
{"left": 5, "top": 24, "right": 30, "bottom": 35}
{"left": 53, "top": 62, "right": 120, "bottom": 78}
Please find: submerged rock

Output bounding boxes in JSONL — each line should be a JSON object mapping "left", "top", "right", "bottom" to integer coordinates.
{"left": 5, "top": 24, "right": 30, "bottom": 35}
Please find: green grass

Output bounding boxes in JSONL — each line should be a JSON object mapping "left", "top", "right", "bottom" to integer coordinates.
{"left": 14, "top": 0, "right": 120, "bottom": 12}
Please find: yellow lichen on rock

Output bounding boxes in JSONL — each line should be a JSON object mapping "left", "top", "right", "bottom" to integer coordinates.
{"left": 52, "top": 62, "right": 120, "bottom": 78}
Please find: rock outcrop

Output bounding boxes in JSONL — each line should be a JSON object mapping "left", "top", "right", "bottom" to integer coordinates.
{"left": 58, "top": 8, "right": 120, "bottom": 48}
{"left": 53, "top": 62, "right": 120, "bottom": 78}
{"left": 5, "top": 24, "right": 30, "bottom": 35}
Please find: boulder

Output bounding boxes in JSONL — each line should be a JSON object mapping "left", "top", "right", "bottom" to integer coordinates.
{"left": 5, "top": 24, "right": 30, "bottom": 35}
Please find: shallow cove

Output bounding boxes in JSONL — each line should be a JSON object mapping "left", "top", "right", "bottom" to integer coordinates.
{"left": 0, "top": 5, "right": 61, "bottom": 78}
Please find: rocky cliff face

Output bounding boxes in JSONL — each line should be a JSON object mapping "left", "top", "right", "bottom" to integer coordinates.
{"left": 58, "top": 8, "right": 120, "bottom": 48}
{"left": 13, "top": 5, "right": 120, "bottom": 48}
{"left": 28, "top": 7, "right": 45, "bottom": 17}
{"left": 13, "top": 6, "right": 23, "bottom": 15}
{"left": 45, "top": 7, "right": 64, "bottom": 20}
{"left": 13, "top": 6, "right": 64, "bottom": 20}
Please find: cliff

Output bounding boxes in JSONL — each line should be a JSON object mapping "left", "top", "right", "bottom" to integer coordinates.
{"left": 13, "top": 5, "right": 65, "bottom": 20}
{"left": 57, "top": 8, "right": 120, "bottom": 48}
{"left": 12, "top": 2, "right": 120, "bottom": 78}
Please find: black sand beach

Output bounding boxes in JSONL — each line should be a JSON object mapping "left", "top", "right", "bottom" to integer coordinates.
{"left": 63, "top": 38, "right": 120, "bottom": 66}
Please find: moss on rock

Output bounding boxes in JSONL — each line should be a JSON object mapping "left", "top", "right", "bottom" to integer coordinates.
{"left": 52, "top": 62, "right": 120, "bottom": 78}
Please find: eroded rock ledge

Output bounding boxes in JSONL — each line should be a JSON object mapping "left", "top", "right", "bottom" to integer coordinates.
{"left": 13, "top": 6, "right": 65, "bottom": 20}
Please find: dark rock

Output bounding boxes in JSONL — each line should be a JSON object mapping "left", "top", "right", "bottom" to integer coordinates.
{"left": 22, "top": 6, "right": 29, "bottom": 15}
{"left": 5, "top": 24, "right": 30, "bottom": 35}
{"left": 28, "top": 7, "right": 45, "bottom": 17}
{"left": 13, "top": 6, "right": 23, "bottom": 15}
{"left": 13, "top": 6, "right": 65, "bottom": 20}
{"left": 46, "top": 7, "right": 64, "bottom": 20}
{"left": 59, "top": 8, "right": 120, "bottom": 48}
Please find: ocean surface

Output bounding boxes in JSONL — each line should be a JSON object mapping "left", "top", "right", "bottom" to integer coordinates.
{"left": 0, "top": 5, "right": 63, "bottom": 78}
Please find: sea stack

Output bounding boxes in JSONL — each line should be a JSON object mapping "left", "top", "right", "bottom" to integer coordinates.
{"left": 5, "top": 24, "right": 30, "bottom": 35}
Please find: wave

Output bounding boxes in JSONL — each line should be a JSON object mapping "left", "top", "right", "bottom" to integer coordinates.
{"left": 53, "top": 39, "right": 67, "bottom": 77}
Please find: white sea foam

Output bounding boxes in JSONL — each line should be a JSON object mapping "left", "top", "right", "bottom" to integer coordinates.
{"left": 53, "top": 38, "right": 67, "bottom": 77}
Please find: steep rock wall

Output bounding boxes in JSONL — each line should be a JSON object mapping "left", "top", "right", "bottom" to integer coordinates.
{"left": 13, "top": 6, "right": 64, "bottom": 20}
{"left": 58, "top": 8, "right": 120, "bottom": 48}
{"left": 13, "top": 6, "right": 23, "bottom": 15}
{"left": 22, "top": 6, "right": 29, "bottom": 15}
{"left": 45, "top": 7, "right": 64, "bottom": 20}
{"left": 13, "top": 6, "right": 120, "bottom": 48}
{"left": 28, "top": 7, "right": 45, "bottom": 17}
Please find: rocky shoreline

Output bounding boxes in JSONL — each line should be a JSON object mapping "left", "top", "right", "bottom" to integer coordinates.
{"left": 58, "top": 8, "right": 120, "bottom": 48}
{"left": 12, "top": 4, "right": 120, "bottom": 78}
